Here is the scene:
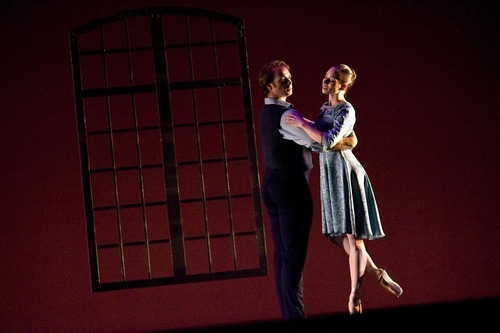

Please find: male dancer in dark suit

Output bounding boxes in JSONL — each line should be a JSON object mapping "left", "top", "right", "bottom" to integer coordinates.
{"left": 258, "top": 60, "right": 356, "bottom": 319}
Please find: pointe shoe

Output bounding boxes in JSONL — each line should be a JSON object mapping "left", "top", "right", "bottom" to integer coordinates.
{"left": 348, "top": 295, "right": 362, "bottom": 315}
{"left": 374, "top": 268, "right": 403, "bottom": 297}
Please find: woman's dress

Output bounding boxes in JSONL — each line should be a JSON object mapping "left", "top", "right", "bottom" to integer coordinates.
{"left": 315, "top": 102, "right": 385, "bottom": 239}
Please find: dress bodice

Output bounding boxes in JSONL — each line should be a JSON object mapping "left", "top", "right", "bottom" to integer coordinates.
{"left": 315, "top": 102, "right": 356, "bottom": 151}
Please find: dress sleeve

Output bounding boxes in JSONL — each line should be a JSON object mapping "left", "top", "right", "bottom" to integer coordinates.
{"left": 321, "top": 106, "right": 355, "bottom": 151}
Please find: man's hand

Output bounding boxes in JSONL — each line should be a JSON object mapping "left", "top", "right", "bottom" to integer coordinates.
{"left": 332, "top": 131, "right": 357, "bottom": 150}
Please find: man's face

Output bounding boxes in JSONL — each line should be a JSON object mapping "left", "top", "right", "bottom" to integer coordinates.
{"left": 268, "top": 67, "right": 292, "bottom": 99}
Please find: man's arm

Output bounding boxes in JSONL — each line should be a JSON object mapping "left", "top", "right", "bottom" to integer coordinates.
{"left": 282, "top": 111, "right": 358, "bottom": 150}
{"left": 332, "top": 131, "right": 357, "bottom": 150}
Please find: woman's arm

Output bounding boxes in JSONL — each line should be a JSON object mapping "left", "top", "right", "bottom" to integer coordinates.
{"left": 284, "top": 113, "right": 357, "bottom": 150}
{"left": 286, "top": 114, "right": 323, "bottom": 143}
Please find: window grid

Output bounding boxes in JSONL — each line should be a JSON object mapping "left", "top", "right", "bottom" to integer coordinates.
{"left": 70, "top": 7, "right": 267, "bottom": 292}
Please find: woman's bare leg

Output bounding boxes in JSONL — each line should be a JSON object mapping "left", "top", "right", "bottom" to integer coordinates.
{"left": 331, "top": 235, "right": 363, "bottom": 314}
{"left": 346, "top": 234, "right": 362, "bottom": 314}
{"left": 356, "top": 240, "right": 403, "bottom": 297}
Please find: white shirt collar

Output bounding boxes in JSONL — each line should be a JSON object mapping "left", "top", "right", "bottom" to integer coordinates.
{"left": 264, "top": 98, "right": 292, "bottom": 108}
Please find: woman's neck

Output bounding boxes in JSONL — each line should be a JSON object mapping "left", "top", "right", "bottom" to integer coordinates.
{"left": 328, "top": 93, "right": 346, "bottom": 106}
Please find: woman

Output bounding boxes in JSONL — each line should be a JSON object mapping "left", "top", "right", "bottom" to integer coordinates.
{"left": 283, "top": 64, "right": 403, "bottom": 315}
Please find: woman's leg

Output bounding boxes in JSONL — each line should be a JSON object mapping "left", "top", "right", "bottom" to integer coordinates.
{"left": 331, "top": 235, "right": 363, "bottom": 314}
{"left": 355, "top": 239, "right": 368, "bottom": 278}
{"left": 356, "top": 240, "right": 403, "bottom": 297}
{"left": 346, "top": 234, "right": 362, "bottom": 314}
{"left": 332, "top": 236, "right": 367, "bottom": 292}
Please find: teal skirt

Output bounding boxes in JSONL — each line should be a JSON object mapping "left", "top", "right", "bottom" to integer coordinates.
{"left": 319, "top": 149, "right": 385, "bottom": 240}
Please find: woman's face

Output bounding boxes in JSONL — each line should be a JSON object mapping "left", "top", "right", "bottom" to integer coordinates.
{"left": 321, "top": 67, "right": 340, "bottom": 95}
{"left": 267, "top": 67, "right": 292, "bottom": 99}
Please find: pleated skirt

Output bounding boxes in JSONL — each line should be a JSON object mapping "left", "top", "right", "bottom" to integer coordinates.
{"left": 319, "top": 149, "right": 385, "bottom": 240}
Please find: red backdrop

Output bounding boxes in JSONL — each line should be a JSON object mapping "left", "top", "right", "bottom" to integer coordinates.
{"left": 1, "top": 0, "right": 498, "bottom": 332}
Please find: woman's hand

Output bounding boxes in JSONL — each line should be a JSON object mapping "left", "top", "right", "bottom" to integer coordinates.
{"left": 284, "top": 112, "right": 322, "bottom": 144}
{"left": 284, "top": 113, "right": 306, "bottom": 128}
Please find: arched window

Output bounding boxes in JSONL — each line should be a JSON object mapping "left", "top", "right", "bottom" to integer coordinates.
{"left": 69, "top": 6, "right": 266, "bottom": 292}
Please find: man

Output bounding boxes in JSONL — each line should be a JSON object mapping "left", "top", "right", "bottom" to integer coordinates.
{"left": 258, "top": 60, "right": 356, "bottom": 319}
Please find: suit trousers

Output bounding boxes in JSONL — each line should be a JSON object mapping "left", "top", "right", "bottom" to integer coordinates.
{"left": 261, "top": 168, "right": 313, "bottom": 320}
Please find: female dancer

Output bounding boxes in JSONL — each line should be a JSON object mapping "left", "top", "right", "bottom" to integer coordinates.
{"left": 283, "top": 64, "right": 403, "bottom": 314}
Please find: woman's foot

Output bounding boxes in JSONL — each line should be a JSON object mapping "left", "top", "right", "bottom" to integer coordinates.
{"left": 348, "top": 293, "right": 362, "bottom": 315}
{"left": 373, "top": 268, "right": 403, "bottom": 297}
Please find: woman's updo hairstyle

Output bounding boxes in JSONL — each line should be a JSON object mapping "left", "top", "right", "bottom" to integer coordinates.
{"left": 333, "top": 64, "right": 357, "bottom": 92}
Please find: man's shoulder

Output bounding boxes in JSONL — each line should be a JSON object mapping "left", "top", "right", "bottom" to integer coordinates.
{"left": 263, "top": 103, "right": 289, "bottom": 110}
{"left": 280, "top": 109, "right": 300, "bottom": 118}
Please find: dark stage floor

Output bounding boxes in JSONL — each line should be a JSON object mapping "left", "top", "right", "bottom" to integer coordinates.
{"left": 163, "top": 296, "right": 499, "bottom": 333}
